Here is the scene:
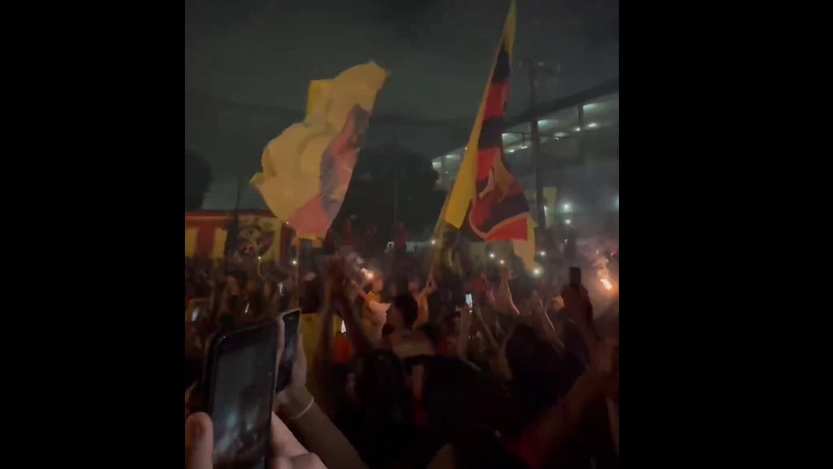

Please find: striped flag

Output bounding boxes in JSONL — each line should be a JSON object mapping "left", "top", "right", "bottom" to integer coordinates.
{"left": 441, "top": 0, "right": 530, "bottom": 242}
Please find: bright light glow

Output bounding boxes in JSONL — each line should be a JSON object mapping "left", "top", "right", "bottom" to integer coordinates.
{"left": 291, "top": 259, "right": 298, "bottom": 266}
{"left": 533, "top": 267, "right": 542, "bottom": 276}
{"left": 574, "top": 127, "right": 581, "bottom": 132}
{"left": 600, "top": 278, "right": 613, "bottom": 291}
{"left": 430, "top": 239, "right": 436, "bottom": 245}
{"left": 562, "top": 203, "right": 572, "bottom": 212}
{"left": 499, "top": 259, "right": 505, "bottom": 265}
{"left": 587, "top": 122, "right": 598, "bottom": 128}
{"left": 539, "top": 251, "right": 546, "bottom": 257}
{"left": 555, "top": 132, "right": 568, "bottom": 138}
{"left": 340, "top": 321, "right": 347, "bottom": 334}
{"left": 565, "top": 219, "right": 572, "bottom": 225}
{"left": 489, "top": 252, "right": 495, "bottom": 259}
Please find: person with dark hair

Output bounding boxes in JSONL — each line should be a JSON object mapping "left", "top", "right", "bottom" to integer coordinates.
{"left": 417, "top": 356, "right": 527, "bottom": 469}
{"left": 334, "top": 349, "right": 412, "bottom": 468}
{"left": 383, "top": 294, "right": 435, "bottom": 359}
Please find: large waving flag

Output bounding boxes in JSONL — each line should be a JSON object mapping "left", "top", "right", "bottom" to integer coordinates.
{"left": 441, "top": 0, "right": 530, "bottom": 243}
{"left": 252, "top": 63, "right": 389, "bottom": 239}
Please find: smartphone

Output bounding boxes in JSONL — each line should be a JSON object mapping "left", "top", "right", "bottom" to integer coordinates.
{"left": 201, "top": 321, "right": 278, "bottom": 469}
{"left": 275, "top": 309, "right": 301, "bottom": 393}
{"left": 569, "top": 267, "right": 582, "bottom": 287}
{"left": 186, "top": 299, "right": 210, "bottom": 323}
{"left": 465, "top": 293, "right": 473, "bottom": 308}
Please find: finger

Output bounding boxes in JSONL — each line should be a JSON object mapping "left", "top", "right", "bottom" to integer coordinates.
{"left": 185, "top": 384, "right": 204, "bottom": 420}
{"left": 185, "top": 383, "right": 196, "bottom": 419}
{"left": 290, "top": 453, "right": 326, "bottom": 469}
{"left": 271, "top": 412, "right": 307, "bottom": 457}
{"left": 185, "top": 412, "right": 213, "bottom": 469}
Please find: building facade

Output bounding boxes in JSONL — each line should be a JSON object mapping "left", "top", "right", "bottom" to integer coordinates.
{"left": 432, "top": 79, "right": 619, "bottom": 236}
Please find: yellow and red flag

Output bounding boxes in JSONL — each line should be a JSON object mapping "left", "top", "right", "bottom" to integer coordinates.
{"left": 251, "top": 63, "right": 389, "bottom": 239}
{"left": 441, "top": 0, "right": 530, "bottom": 242}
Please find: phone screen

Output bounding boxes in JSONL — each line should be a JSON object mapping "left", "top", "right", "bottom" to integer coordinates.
{"left": 465, "top": 293, "right": 473, "bottom": 307}
{"left": 208, "top": 324, "right": 277, "bottom": 469}
{"left": 275, "top": 309, "right": 301, "bottom": 393}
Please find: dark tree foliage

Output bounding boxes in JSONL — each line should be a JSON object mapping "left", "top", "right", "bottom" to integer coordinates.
{"left": 185, "top": 150, "right": 213, "bottom": 211}
{"left": 340, "top": 144, "right": 445, "bottom": 240}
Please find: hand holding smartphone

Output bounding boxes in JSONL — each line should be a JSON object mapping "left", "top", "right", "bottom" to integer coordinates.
{"left": 200, "top": 321, "right": 278, "bottom": 469}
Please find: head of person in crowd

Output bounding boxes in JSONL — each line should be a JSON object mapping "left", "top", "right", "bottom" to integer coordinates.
{"left": 497, "top": 322, "right": 581, "bottom": 434}
{"left": 389, "top": 293, "right": 419, "bottom": 331}
{"left": 353, "top": 349, "right": 408, "bottom": 424}
{"left": 417, "top": 356, "right": 519, "bottom": 466}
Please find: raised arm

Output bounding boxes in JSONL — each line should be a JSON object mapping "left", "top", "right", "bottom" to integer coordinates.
{"left": 279, "top": 330, "right": 369, "bottom": 469}
{"left": 495, "top": 266, "right": 520, "bottom": 315}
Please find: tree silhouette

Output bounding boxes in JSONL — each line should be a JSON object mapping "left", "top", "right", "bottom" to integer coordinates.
{"left": 339, "top": 144, "right": 445, "bottom": 240}
{"left": 185, "top": 150, "right": 213, "bottom": 211}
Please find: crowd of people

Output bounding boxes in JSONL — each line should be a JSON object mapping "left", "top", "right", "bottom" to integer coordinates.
{"left": 184, "top": 237, "right": 620, "bottom": 469}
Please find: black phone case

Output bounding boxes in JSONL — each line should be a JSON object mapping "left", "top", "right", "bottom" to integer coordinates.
{"left": 199, "top": 321, "right": 278, "bottom": 466}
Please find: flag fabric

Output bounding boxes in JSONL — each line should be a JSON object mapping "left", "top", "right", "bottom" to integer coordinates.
{"left": 306, "top": 80, "right": 332, "bottom": 119}
{"left": 441, "top": 0, "right": 530, "bottom": 243}
{"left": 511, "top": 215, "right": 537, "bottom": 271}
{"left": 252, "top": 62, "right": 389, "bottom": 239}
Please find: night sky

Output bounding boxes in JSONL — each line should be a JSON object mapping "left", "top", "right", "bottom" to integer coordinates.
{"left": 185, "top": 0, "right": 618, "bottom": 209}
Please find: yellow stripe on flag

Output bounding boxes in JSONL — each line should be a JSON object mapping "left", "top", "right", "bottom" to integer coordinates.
{"left": 185, "top": 228, "right": 198, "bottom": 257}
{"left": 441, "top": 0, "right": 517, "bottom": 228}
{"left": 511, "top": 215, "right": 537, "bottom": 272}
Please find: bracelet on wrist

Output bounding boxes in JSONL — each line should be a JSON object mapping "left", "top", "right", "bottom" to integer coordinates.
{"left": 286, "top": 394, "right": 315, "bottom": 420}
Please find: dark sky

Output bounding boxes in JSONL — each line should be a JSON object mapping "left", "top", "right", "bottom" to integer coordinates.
{"left": 185, "top": 0, "right": 618, "bottom": 209}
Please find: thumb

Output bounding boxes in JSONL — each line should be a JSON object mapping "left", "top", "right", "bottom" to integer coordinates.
{"left": 185, "top": 412, "right": 214, "bottom": 469}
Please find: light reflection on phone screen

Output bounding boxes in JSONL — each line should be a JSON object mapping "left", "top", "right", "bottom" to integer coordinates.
{"left": 211, "top": 342, "right": 273, "bottom": 469}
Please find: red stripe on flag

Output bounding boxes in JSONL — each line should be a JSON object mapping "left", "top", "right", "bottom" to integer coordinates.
{"left": 482, "top": 82, "right": 508, "bottom": 120}
{"left": 486, "top": 217, "right": 528, "bottom": 242}
{"left": 476, "top": 147, "right": 500, "bottom": 180}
